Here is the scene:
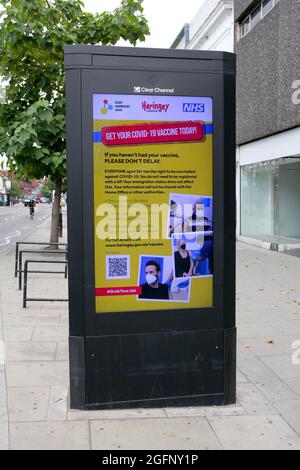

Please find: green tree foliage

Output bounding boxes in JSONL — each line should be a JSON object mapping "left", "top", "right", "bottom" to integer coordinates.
{"left": 0, "top": 0, "right": 149, "bottom": 242}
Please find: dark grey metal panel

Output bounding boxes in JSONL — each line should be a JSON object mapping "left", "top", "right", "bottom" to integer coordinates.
{"left": 64, "top": 45, "right": 234, "bottom": 63}
{"left": 85, "top": 330, "right": 224, "bottom": 408}
{"left": 69, "top": 336, "right": 86, "bottom": 409}
{"left": 224, "top": 327, "right": 236, "bottom": 404}
{"left": 65, "top": 54, "right": 92, "bottom": 66}
{"left": 66, "top": 69, "right": 85, "bottom": 337}
{"left": 235, "top": 0, "right": 300, "bottom": 144}
{"left": 92, "top": 55, "right": 227, "bottom": 72}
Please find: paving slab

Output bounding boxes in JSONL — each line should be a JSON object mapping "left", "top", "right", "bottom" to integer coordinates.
{"left": 238, "top": 355, "right": 299, "bottom": 402}
{"left": 273, "top": 399, "right": 300, "bottom": 435}
{"left": 0, "top": 420, "right": 9, "bottom": 450}
{"left": 10, "top": 421, "right": 90, "bottom": 450}
{"left": 208, "top": 415, "right": 300, "bottom": 450}
{"left": 6, "top": 361, "right": 69, "bottom": 387}
{"left": 260, "top": 355, "right": 300, "bottom": 380}
{"left": 272, "top": 334, "right": 300, "bottom": 354}
{"left": 32, "top": 326, "right": 68, "bottom": 342}
{"left": 90, "top": 417, "right": 222, "bottom": 450}
{"left": 2, "top": 314, "right": 61, "bottom": 327}
{"left": 6, "top": 341, "right": 57, "bottom": 362}
{"left": 67, "top": 408, "right": 167, "bottom": 421}
{"left": 236, "top": 368, "right": 249, "bottom": 383}
{"left": 3, "top": 327, "right": 34, "bottom": 342}
{"left": 55, "top": 342, "right": 69, "bottom": 361}
{"left": 284, "top": 378, "right": 300, "bottom": 397}
{"left": 47, "top": 386, "right": 68, "bottom": 421}
{"left": 0, "top": 369, "right": 9, "bottom": 450}
{"left": 237, "top": 383, "right": 278, "bottom": 415}
{"left": 7, "top": 387, "right": 49, "bottom": 422}
{"left": 164, "top": 404, "right": 245, "bottom": 418}
{"left": 237, "top": 323, "right": 278, "bottom": 339}
{"left": 238, "top": 338, "right": 285, "bottom": 357}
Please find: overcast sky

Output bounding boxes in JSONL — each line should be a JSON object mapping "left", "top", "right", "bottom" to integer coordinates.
{"left": 84, "top": 0, "right": 203, "bottom": 48}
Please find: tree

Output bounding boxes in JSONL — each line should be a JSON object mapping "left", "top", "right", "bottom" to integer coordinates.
{"left": 0, "top": 0, "right": 149, "bottom": 244}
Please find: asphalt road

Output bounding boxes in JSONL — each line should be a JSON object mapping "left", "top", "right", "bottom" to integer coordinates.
{"left": 0, "top": 203, "right": 52, "bottom": 254}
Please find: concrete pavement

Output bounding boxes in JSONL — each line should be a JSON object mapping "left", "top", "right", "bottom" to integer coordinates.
{"left": 0, "top": 218, "right": 300, "bottom": 449}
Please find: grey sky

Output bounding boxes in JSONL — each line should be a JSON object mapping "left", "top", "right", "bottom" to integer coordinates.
{"left": 84, "top": 0, "right": 203, "bottom": 48}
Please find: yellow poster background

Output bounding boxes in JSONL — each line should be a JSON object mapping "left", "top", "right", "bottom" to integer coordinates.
{"left": 94, "top": 118, "right": 213, "bottom": 313}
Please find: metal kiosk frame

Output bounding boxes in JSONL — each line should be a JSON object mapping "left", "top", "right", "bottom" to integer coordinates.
{"left": 65, "top": 46, "right": 236, "bottom": 410}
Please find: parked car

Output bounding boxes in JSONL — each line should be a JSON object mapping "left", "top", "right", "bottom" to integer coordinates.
{"left": 40, "top": 197, "right": 50, "bottom": 203}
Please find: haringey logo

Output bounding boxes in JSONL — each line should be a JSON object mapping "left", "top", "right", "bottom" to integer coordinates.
{"left": 183, "top": 103, "right": 205, "bottom": 112}
{"left": 101, "top": 99, "right": 114, "bottom": 115}
{"left": 134, "top": 86, "right": 175, "bottom": 94}
{"left": 142, "top": 101, "right": 170, "bottom": 113}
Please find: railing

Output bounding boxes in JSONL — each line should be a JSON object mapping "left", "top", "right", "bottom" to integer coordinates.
{"left": 18, "top": 249, "right": 68, "bottom": 290}
{"left": 15, "top": 241, "right": 67, "bottom": 277}
{"left": 23, "top": 259, "right": 69, "bottom": 308}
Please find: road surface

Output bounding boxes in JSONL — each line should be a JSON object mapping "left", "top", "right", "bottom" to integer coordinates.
{"left": 0, "top": 203, "right": 52, "bottom": 254}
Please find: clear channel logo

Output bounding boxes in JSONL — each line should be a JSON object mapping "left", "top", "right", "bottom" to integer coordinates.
{"left": 133, "top": 86, "right": 175, "bottom": 94}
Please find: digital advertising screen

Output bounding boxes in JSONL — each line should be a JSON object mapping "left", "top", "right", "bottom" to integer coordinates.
{"left": 93, "top": 93, "right": 213, "bottom": 313}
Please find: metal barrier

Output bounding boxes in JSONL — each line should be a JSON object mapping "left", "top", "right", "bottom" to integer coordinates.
{"left": 23, "top": 260, "right": 68, "bottom": 308}
{"left": 15, "top": 241, "right": 67, "bottom": 277}
{"left": 18, "top": 249, "right": 68, "bottom": 290}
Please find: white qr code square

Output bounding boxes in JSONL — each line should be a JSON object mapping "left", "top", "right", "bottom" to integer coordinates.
{"left": 106, "top": 255, "right": 130, "bottom": 280}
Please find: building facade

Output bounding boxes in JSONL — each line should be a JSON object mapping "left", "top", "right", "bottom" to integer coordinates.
{"left": 235, "top": 0, "right": 300, "bottom": 249}
{"left": 171, "top": 0, "right": 234, "bottom": 52}
{"left": 172, "top": 0, "right": 300, "bottom": 250}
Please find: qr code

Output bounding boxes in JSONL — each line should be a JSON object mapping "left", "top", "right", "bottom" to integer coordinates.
{"left": 106, "top": 255, "right": 130, "bottom": 280}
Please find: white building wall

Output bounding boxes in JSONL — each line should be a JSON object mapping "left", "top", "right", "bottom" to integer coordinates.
{"left": 238, "top": 127, "right": 300, "bottom": 167}
{"left": 187, "top": 0, "right": 234, "bottom": 52}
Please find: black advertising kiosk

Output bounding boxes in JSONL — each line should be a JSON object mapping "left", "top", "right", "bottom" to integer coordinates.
{"left": 65, "top": 46, "right": 236, "bottom": 410}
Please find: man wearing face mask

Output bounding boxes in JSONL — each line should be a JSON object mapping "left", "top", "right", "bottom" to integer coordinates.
{"left": 139, "top": 260, "right": 169, "bottom": 300}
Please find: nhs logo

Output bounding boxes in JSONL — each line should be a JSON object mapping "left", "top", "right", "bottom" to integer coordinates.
{"left": 183, "top": 103, "right": 205, "bottom": 112}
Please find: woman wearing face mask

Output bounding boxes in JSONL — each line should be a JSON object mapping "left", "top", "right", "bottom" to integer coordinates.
{"left": 174, "top": 240, "right": 194, "bottom": 278}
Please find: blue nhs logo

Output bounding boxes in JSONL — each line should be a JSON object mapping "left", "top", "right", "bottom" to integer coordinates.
{"left": 183, "top": 103, "right": 205, "bottom": 112}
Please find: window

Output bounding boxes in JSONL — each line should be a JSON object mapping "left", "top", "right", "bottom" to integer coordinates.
{"left": 251, "top": 4, "right": 262, "bottom": 28}
{"left": 262, "top": 0, "right": 273, "bottom": 16}
{"left": 242, "top": 17, "right": 250, "bottom": 36}
{"left": 240, "top": 0, "right": 276, "bottom": 38}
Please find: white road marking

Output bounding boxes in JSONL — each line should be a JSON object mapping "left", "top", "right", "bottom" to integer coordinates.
{"left": 8, "top": 230, "right": 21, "bottom": 239}
{"left": 0, "top": 230, "right": 22, "bottom": 246}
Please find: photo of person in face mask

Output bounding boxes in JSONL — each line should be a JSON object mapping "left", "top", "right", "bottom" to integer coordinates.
{"left": 168, "top": 200, "right": 185, "bottom": 237}
{"left": 139, "top": 260, "right": 169, "bottom": 300}
{"left": 183, "top": 199, "right": 206, "bottom": 233}
{"left": 174, "top": 239, "right": 194, "bottom": 278}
